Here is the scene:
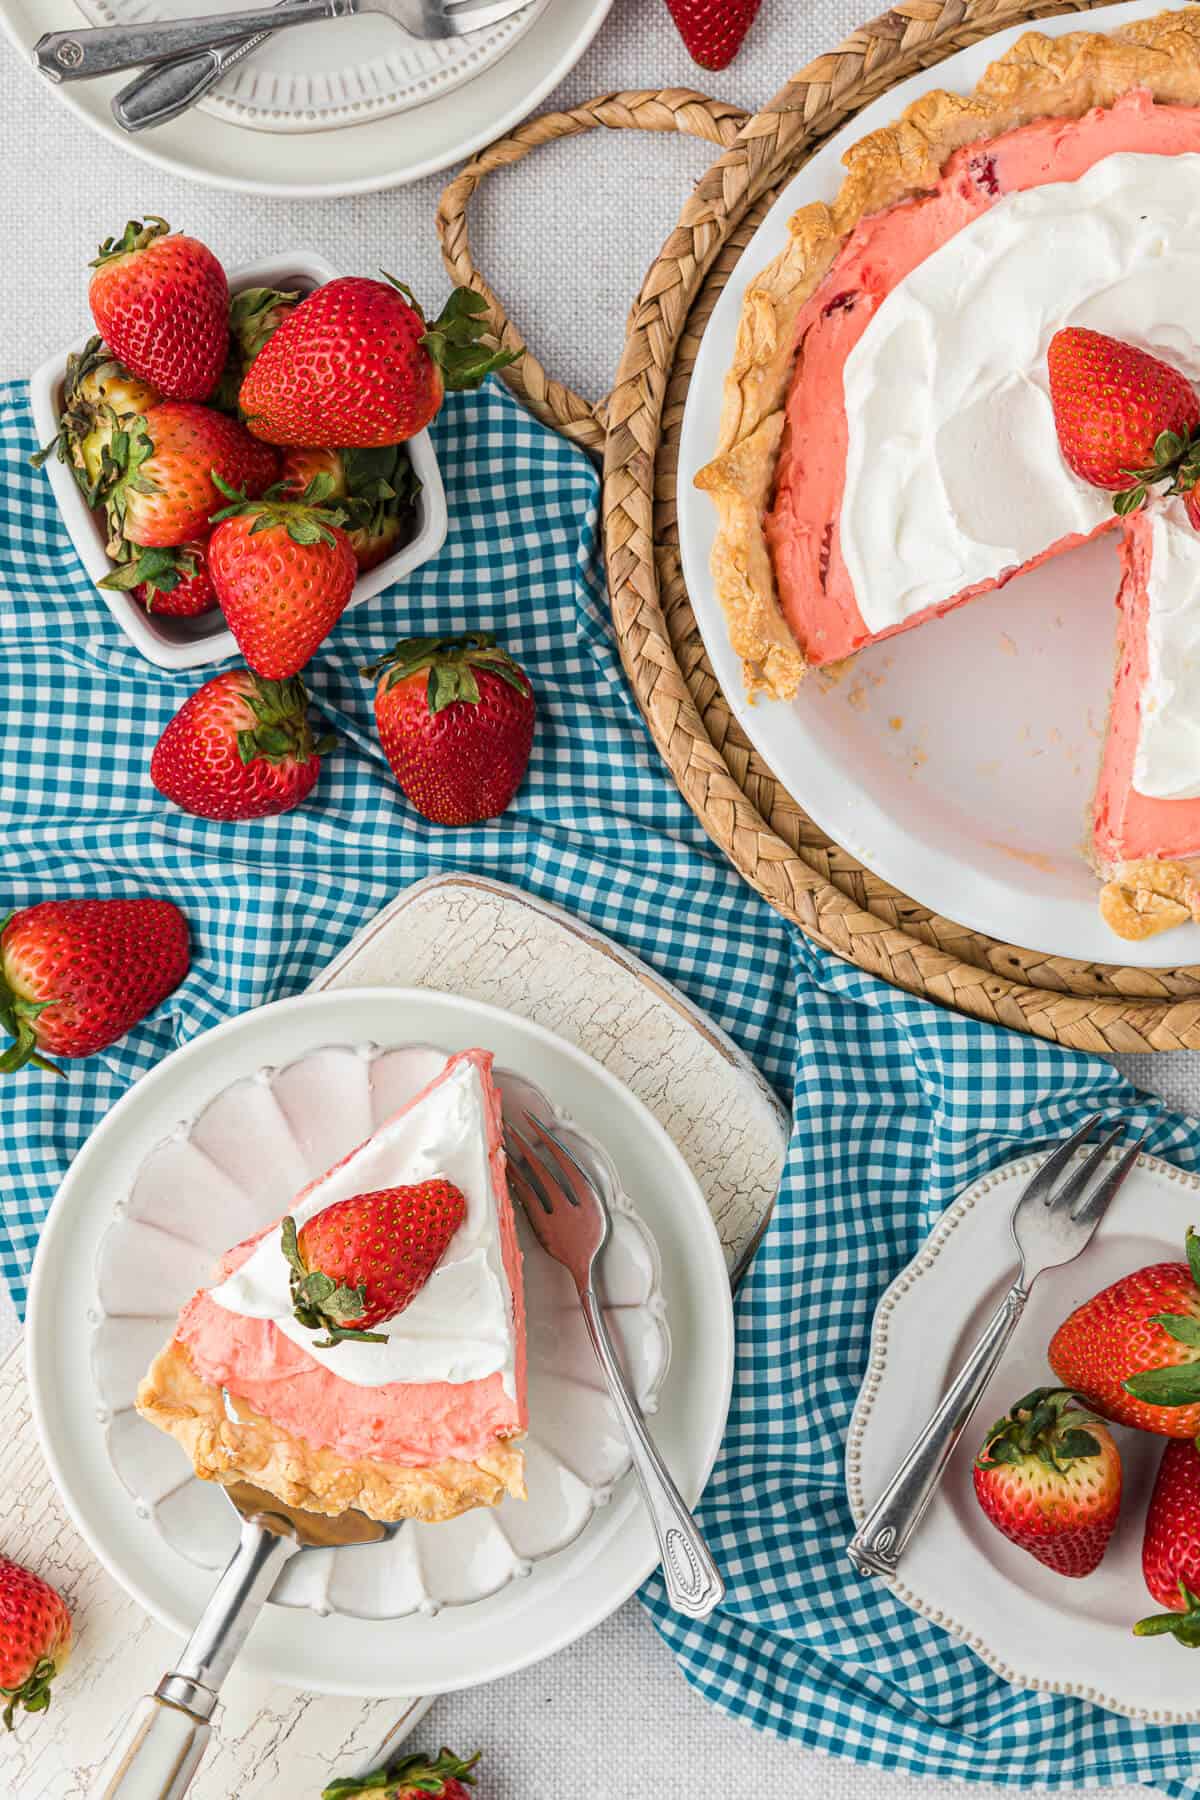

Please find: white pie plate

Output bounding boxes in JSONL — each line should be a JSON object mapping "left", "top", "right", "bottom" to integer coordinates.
{"left": 0, "top": 0, "right": 612, "bottom": 196}
{"left": 676, "top": 0, "right": 1200, "bottom": 970}
{"left": 25, "top": 987, "right": 733, "bottom": 1696}
{"left": 847, "top": 1144, "right": 1200, "bottom": 1722}
{"left": 90, "top": 1040, "right": 670, "bottom": 1619}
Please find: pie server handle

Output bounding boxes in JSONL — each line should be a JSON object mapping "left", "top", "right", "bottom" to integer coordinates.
{"left": 86, "top": 1517, "right": 300, "bottom": 1798}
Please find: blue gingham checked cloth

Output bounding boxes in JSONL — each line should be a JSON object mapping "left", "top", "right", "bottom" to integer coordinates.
{"left": 6, "top": 373, "right": 1200, "bottom": 1794}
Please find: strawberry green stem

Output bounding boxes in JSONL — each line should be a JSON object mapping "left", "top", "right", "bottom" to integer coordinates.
{"left": 0, "top": 922, "right": 64, "bottom": 1078}
{"left": 362, "top": 633, "right": 530, "bottom": 715}
{"left": 380, "top": 278, "right": 521, "bottom": 391}
{"left": 1134, "top": 1581, "right": 1200, "bottom": 1648}
{"left": 2, "top": 1656, "right": 60, "bottom": 1730}
{"left": 322, "top": 1747, "right": 481, "bottom": 1798}
{"left": 210, "top": 473, "right": 346, "bottom": 546}
{"left": 91, "top": 216, "right": 171, "bottom": 269}
{"left": 280, "top": 1215, "right": 387, "bottom": 1349}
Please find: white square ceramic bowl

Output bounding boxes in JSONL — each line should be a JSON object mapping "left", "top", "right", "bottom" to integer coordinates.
{"left": 28, "top": 250, "right": 449, "bottom": 672}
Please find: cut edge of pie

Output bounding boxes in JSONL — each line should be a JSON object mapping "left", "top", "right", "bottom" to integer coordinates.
{"left": 697, "top": 7, "right": 1200, "bottom": 706}
{"left": 137, "top": 1339, "right": 526, "bottom": 1524}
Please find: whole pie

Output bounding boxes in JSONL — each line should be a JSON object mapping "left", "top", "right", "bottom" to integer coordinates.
{"left": 697, "top": 8, "right": 1200, "bottom": 943}
{"left": 137, "top": 1047, "right": 527, "bottom": 1523}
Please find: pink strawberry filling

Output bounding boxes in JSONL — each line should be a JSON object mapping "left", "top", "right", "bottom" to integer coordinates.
{"left": 769, "top": 89, "right": 1200, "bottom": 666}
{"left": 174, "top": 1049, "right": 528, "bottom": 1467}
{"left": 1094, "top": 511, "right": 1200, "bottom": 864}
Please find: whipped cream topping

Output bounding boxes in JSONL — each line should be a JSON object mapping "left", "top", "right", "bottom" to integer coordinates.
{"left": 840, "top": 150, "right": 1200, "bottom": 634}
{"left": 1134, "top": 500, "right": 1200, "bottom": 802}
{"left": 208, "top": 1059, "right": 517, "bottom": 1396}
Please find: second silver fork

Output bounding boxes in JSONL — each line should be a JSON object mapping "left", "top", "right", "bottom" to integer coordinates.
{"left": 506, "top": 1113, "right": 726, "bottom": 1622}
{"left": 846, "top": 1116, "right": 1144, "bottom": 1580}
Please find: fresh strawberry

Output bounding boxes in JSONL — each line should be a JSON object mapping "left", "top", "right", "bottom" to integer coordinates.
{"left": 0, "top": 1557, "right": 72, "bottom": 1732}
{"left": 239, "top": 278, "right": 518, "bottom": 447}
{"left": 30, "top": 336, "right": 160, "bottom": 505}
{"left": 1047, "top": 327, "right": 1200, "bottom": 510}
{"left": 366, "top": 633, "right": 534, "bottom": 826}
{"left": 282, "top": 1180, "right": 468, "bottom": 1345}
{"left": 1185, "top": 485, "right": 1200, "bottom": 533}
{"left": 322, "top": 1748, "right": 480, "bottom": 1800}
{"left": 151, "top": 670, "right": 334, "bottom": 821}
{"left": 1132, "top": 1438, "right": 1200, "bottom": 1648}
{"left": 1048, "top": 1228, "right": 1200, "bottom": 1435}
{"left": 972, "top": 1387, "right": 1121, "bottom": 1577}
{"left": 211, "top": 286, "right": 299, "bottom": 414}
{"left": 663, "top": 0, "right": 762, "bottom": 68}
{"left": 103, "top": 402, "right": 276, "bottom": 551}
{"left": 100, "top": 539, "right": 216, "bottom": 617}
{"left": 207, "top": 474, "right": 357, "bottom": 678}
{"left": 0, "top": 898, "right": 189, "bottom": 1074}
{"left": 88, "top": 217, "right": 228, "bottom": 402}
{"left": 279, "top": 443, "right": 420, "bottom": 571}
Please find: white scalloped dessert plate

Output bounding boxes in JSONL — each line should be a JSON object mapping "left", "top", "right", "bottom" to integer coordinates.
{"left": 26, "top": 988, "right": 732, "bottom": 1696}
{"left": 89, "top": 1042, "right": 669, "bottom": 1620}
{"left": 847, "top": 1145, "right": 1200, "bottom": 1722}
{"left": 69, "top": 0, "right": 548, "bottom": 134}
{"left": 676, "top": 0, "right": 1200, "bottom": 968}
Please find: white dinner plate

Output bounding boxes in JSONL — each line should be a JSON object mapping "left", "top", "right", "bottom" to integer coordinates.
{"left": 847, "top": 1145, "right": 1200, "bottom": 1721}
{"left": 676, "top": 0, "right": 1200, "bottom": 969}
{"left": 0, "top": 0, "right": 612, "bottom": 195}
{"left": 26, "top": 987, "right": 733, "bottom": 1696}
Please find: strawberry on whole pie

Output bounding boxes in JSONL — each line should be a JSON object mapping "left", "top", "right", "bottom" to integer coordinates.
{"left": 138, "top": 1050, "right": 527, "bottom": 1522}
{"left": 698, "top": 9, "right": 1200, "bottom": 943}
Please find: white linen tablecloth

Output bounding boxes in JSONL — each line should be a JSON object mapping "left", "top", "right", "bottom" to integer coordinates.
{"left": 0, "top": 0, "right": 1185, "bottom": 1792}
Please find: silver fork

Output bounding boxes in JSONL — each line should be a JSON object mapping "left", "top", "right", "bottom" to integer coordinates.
{"left": 846, "top": 1116, "right": 1144, "bottom": 1580}
{"left": 506, "top": 1113, "right": 726, "bottom": 1621}
{"left": 34, "top": 0, "right": 527, "bottom": 83}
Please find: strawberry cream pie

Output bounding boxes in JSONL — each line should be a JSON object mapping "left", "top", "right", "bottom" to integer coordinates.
{"left": 698, "top": 9, "right": 1200, "bottom": 942}
{"left": 137, "top": 1048, "right": 527, "bottom": 1523}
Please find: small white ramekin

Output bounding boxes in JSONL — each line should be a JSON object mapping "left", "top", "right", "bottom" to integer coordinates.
{"left": 28, "top": 250, "right": 449, "bottom": 672}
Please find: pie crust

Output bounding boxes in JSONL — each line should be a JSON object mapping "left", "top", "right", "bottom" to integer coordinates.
{"left": 697, "top": 7, "right": 1200, "bottom": 703}
{"left": 137, "top": 1339, "right": 526, "bottom": 1525}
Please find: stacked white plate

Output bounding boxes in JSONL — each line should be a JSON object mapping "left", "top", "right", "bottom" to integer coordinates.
{"left": 0, "top": 0, "right": 613, "bottom": 193}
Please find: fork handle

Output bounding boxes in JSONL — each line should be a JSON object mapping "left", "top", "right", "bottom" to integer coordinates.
{"left": 112, "top": 41, "right": 263, "bottom": 129}
{"left": 579, "top": 1286, "right": 725, "bottom": 1619}
{"left": 33, "top": 0, "right": 345, "bottom": 82}
{"left": 846, "top": 1278, "right": 1028, "bottom": 1579}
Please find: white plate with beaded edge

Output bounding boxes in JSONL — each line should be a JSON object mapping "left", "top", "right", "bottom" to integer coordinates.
{"left": 0, "top": 0, "right": 612, "bottom": 196}
{"left": 847, "top": 1144, "right": 1200, "bottom": 1721}
{"left": 26, "top": 987, "right": 733, "bottom": 1696}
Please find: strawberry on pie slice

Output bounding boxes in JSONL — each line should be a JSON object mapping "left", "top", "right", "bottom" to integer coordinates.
{"left": 137, "top": 1048, "right": 527, "bottom": 1523}
{"left": 697, "top": 10, "right": 1200, "bottom": 942}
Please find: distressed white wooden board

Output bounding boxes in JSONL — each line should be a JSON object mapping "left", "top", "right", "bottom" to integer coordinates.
{"left": 1, "top": 874, "right": 787, "bottom": 1795}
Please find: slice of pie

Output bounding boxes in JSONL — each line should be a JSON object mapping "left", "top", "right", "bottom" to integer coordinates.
{"left": 137, "top": 1047, "right": 527, "bottom": 1523}
{"left": 697, "top": 8, "right": 1200, "bottom": 941}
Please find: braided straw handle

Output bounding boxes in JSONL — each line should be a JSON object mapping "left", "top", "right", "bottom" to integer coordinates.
{"left": 437, "top": 89, "right": 748, "bottom": 453}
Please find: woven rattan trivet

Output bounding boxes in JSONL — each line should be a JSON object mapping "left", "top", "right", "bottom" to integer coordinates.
{"left": 437, "top": 19, "right": 1200, "bottom": 1054}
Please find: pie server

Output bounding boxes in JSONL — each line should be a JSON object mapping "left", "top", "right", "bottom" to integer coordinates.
{"left": 88, "top": 1451, "right": 405, "bottom": 1799}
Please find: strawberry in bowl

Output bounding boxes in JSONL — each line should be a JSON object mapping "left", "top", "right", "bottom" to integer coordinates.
{"left": 30, "top": 249, "right": 448, "bottom": 671}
